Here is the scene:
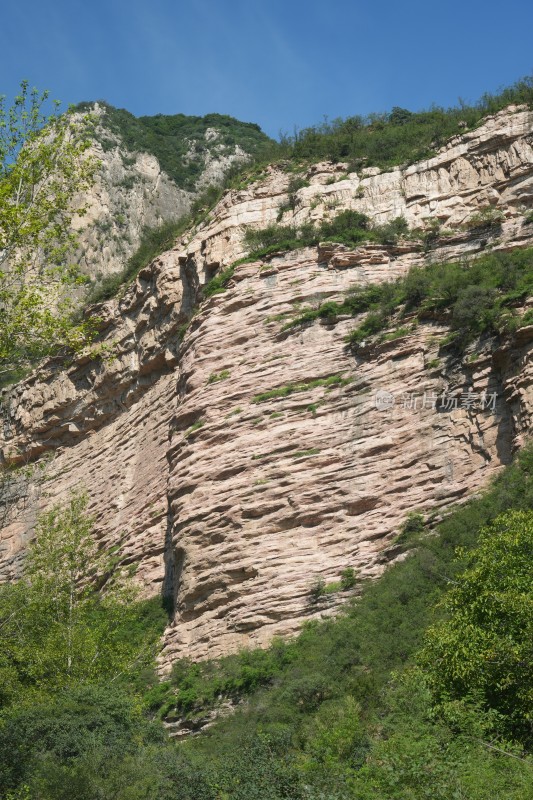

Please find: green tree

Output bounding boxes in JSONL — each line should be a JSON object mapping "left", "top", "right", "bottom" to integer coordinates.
{"left": 0, "top": 81, "right": 97, "bottom": 377}
{"left": 418, "top": 510, "right": 533, "bottom": 745}
{"left": 0, "top": 492, "right": 158, "bottom": 697}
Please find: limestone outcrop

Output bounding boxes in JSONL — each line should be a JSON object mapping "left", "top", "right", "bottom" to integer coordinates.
{"left": 1, "top": 105, "right": 533, "bottom": 666}
{"left": 72, "top": 105, "right": 266, "bottom": 280}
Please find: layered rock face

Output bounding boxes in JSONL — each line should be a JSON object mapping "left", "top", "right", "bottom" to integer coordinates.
{"left": 182, "top": 105, "right": 533, "bottom": 281}
{"left": 1, "top": 106, "right": 533, "bottom": 665}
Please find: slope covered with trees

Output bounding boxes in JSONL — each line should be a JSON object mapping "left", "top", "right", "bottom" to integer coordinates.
{"left": 76, "top": 101, "right": 276, "bottom": 191}
{"left": 0, "top": 448, "right": 531, "bottom": 799}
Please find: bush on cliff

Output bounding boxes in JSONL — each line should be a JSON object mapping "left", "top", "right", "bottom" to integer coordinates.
{"left": 282, "top": 246, "right": 533, "bottom": 348}
{"left": 280, "top": 75, "right": 533, "bottom": 169}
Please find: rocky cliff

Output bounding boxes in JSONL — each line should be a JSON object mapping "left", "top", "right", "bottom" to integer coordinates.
{"left": 72, "top": 103, "right": 271, "bottom": 280}
{"left": 1, "top": 105, "right": 533, "bottom": 667}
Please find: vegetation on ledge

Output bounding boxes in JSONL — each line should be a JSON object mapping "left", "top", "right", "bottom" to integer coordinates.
{"left": 282, "top": 247, "right": 533, "bottom": 351}
{"left": 279, "top": 75, "right": 533, "bottom": 170}
{"left": 243, "top": 210, "right": 410, "bottom": 261}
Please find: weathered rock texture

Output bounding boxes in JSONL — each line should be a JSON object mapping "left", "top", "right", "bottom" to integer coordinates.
{"left": 72, "top": 106, "right": 261, "bottom": 280}
{"left": 1, "top": 105, "right": 533, "bottom": 665}
{"left": 71, "top": 106, "right": 191, "bottom": 279}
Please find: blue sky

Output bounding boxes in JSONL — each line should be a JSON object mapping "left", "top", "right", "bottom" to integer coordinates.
{"left": 1, "top": 0, "right": 532, "bottom": 138}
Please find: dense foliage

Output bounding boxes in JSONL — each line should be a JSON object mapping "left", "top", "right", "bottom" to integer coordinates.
{"left": 0, "top": 82, "right": 97, "bottom": 378}
{"left": 76, "top": 102, "right": 275, "bottom": 191}
{"left": 1, "top": 447, "right": 532, "bottom": 798}
{"left": 0, "top": 493, "right": 167, "bottom": 703}
{"left": 420, "top": 510, "right": 533, "bottom": 745}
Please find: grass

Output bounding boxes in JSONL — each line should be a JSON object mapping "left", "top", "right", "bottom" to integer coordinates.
{"left": 379, "top": 326, "right": 410, "bottom": 342}
{"left": 252, "top": 374, "right": 351, "bottom": 403}
{"left": 184, "top": 420, "right": 205, "bottom": 438}
{"left": 203, "top": 265, "right": 237, "bottom": 298}
{"left": 202, "top": 255, "right": 257, "bottom": 299}
{"left": 208, "top": 369, "right": 230, "bottom": 384}
{"left": 251, "top": 450, "right": 279, "bottom": 461}
{"left": 292, "top": 448, "right": 320, "bottom": 459}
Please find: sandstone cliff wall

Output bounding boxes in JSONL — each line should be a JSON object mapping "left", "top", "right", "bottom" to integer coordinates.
{"left": 1, "top": 106, "right": 533, "bottom": 665}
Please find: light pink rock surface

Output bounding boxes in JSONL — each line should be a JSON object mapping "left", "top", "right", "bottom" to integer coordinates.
{"left": 1, "top": 106, "right": 533, "bottom": 666}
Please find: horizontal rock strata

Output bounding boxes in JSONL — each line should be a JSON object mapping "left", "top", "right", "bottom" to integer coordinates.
{"left": 1, "top": 105, "right": 533, "bottom": 664}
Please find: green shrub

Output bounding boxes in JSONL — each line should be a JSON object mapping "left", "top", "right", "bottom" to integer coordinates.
{"left": 518, "top": 308, "right": 533, "bottom": 328}
{"left": 208, "top": 369, "right": 230, "bottom": 383}
{"left": 346, "top": 311, "right": 387, "bottom": 344}
{"left": 282, "top": 247, "right": 533, "bottom": 349}
{"left": 340, "top": 567, "right": 357, "bottom": 590}
{"left": 373, "top": 215, "right": 409, "bottom": 245}
{"left": 450, "top": 285, "right": 499, "bottom": 335}
{"left": 279, "top": 175, "right": 310, "bottom": 216}
{"left": 0, "top": 685, "right": 154, "bottom": 791}
{"left": 319, "top": 209, "right": 371, "bottom": 246}
{"left": 243, "top": 223, "right": 317, "bottom": 258}
{"left": 419, "top": 509, "right": 533, "bottom": 746}
{"left": 464, "top": 206, "right": 504, "bottom": 230}
{"left": 309, "top": 577, "right": 326, "bottom": 603}
{"left": 396, "top": 512, "right": 425, "bottom": 546}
